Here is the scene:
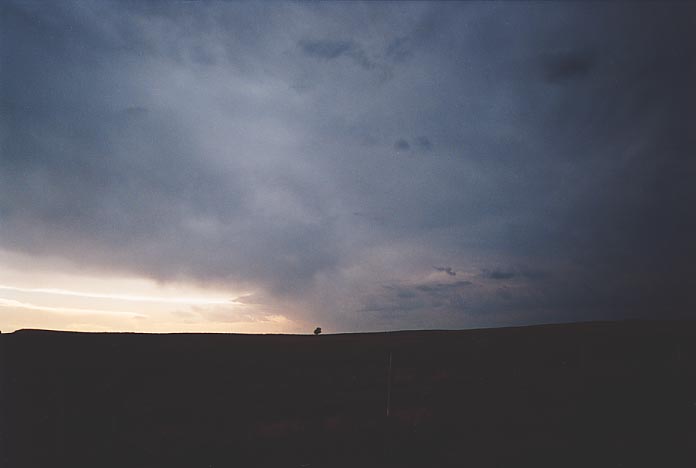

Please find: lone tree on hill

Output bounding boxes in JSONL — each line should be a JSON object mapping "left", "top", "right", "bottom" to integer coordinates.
{"left": 313, "top": 327, "right": 322, "bottom": 336}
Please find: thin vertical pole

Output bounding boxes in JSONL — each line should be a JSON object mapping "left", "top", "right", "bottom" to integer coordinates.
{"left": 386, "top": 351, "right": 392, "bottom": 417}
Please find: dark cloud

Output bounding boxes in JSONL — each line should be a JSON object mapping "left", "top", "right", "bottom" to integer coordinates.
{"left": 1, "top": 1, "right": 694, "bottom": 331}
{"left": 542, "top": 49, "right": 597, "bottom": 83}
{"left": 299, "top": 39, "right": 373, "bottom": 69}
{"left": 415, "top": 136, "right": 432, "bottom": 151}
{"left": 392, "top": 136, "right": 430, "bottom": 154}
{"left": 434, "top": 266, "right": 456, "bottom": 276}
{"left": 394, "top": 139, "right": 410, "bottom": 151}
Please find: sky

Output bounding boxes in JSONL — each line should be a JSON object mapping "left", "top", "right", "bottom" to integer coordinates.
{"left": 1, "top": 1, "right": 694, "bottom": 333}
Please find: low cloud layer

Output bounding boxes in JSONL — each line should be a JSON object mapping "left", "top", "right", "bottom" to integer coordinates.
{"left": 1, "top": 2, "right": 694, "bottom": 331}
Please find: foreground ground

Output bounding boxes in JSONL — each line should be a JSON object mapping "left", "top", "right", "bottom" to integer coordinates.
{"left": 2, "top": 320, "right": 695, "bottom": 467}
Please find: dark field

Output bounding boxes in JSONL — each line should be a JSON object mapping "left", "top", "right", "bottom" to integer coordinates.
{"left": 2, "top": 320, "right": 696, "bottom": 467}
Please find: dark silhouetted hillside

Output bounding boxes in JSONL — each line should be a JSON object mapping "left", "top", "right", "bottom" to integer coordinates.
{"left": 2, "top": 320, "right": 695, "bottom": 467}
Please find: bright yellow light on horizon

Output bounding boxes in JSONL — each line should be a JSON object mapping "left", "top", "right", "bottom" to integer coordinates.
{"left": 0, "top": 253, "right": 297, "bottom": 334}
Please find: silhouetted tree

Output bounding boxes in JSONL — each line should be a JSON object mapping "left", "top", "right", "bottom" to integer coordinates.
{"left": 313, "top": 327, "right": 322, "bottom": 335}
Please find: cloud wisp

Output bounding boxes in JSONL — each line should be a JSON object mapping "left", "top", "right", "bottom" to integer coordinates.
{"left": 0, "top": 284, "right": 237, "bottom": 305}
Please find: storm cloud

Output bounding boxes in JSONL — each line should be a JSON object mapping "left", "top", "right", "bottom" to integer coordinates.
{"left": 1, "top": 1, "right": 694, "bottom": 331}
{"left": 434, "top": 267, "right": 456, "bottom": 276}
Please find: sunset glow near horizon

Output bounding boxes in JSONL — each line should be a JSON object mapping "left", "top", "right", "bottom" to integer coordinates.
{"left": 0, "top": 251, "right": 296, "bottom": 333}
{"left": 1, "top": 2, "right": 694, "bottom": 333}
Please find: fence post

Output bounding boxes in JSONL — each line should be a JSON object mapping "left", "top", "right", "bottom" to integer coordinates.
{"left": 386, "top": 351, "right": 392, "bottom": 417}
